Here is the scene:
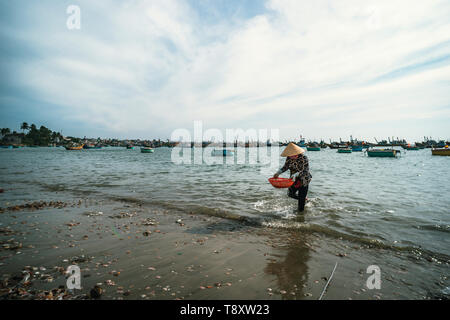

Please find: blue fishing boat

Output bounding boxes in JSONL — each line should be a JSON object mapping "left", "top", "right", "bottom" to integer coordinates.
{"left": 338, "top": 148, "right": 352, "bottom": 153}
{"left": 298, "top": 138, "right": 307, "bottom": 147}
{"left": 351, "top": 146, "right": 363, "bottom": 152}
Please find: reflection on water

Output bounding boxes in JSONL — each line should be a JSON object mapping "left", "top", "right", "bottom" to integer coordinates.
{"left": 265, "top": 242, "right": 310, "bottom": 300}
{"left": 264, "top": 215, "right": 310, "bottom": 299}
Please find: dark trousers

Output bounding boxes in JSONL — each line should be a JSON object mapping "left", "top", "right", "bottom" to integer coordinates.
{"left": 288, "top": 184, "right": 308, "bottom": 212}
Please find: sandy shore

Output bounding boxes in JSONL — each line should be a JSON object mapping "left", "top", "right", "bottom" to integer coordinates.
{"left": 0, "top": 198, "right": 447, "bottom": 300}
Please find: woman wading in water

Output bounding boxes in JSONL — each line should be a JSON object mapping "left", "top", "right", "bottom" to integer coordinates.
{"left": 273, "top": 142, "right": 312, "bottom": 212}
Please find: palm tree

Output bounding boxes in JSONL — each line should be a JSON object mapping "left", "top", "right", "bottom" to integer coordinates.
{"left": 20, "top": 122, "right": 29, "bottom": 134}
{"left": 1, "top": 128, "right": 11, "bottom": 136}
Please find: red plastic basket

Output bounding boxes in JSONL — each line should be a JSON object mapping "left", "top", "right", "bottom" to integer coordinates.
{"left": 268, "top": 177, "right": 294, "bottom": 188}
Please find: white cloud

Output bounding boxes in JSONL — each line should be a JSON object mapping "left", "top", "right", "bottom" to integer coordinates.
{"left": 5, "top": 0, "right": 450, "bottom": 140}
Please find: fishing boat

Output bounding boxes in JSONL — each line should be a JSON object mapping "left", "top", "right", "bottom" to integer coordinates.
{"left": 306, "top": 141, "right": 321, "bottom": 151}
{"left": 431, "top": 147, "right": 450, "bottom": 156}
{"left": 212, "top": 149, "right": 234, "bottom": 156}
{"left": 65, "top": 144, "right": 84, "bottom": 150}
{"left": 0, "top": 145, "right": 13, "bottom": 149}
{"left": 126, "top": 145, "right": 135, "bottom": 150}
{"left": 298, "top": 138, "right": 307, "bottom": 147}
{"left": 140, "top": 147, "right": 154, "bottom": 153}
{"left": 366, "top": 148, "right": 400, "bottom": 157}
{"left": 351, "top": 145, "right": 363, "bottom": 152}
{"left": 329, "top": 143, "right": 348, "bottom": 149}
{"left": 402, "top": 144, "right": 419, "bottom": 150}
{"left": 337, "top": 148, "right": 352, "bottom": 153}
{"left": 306, "top": 143, "right": 321, "bottom": 151}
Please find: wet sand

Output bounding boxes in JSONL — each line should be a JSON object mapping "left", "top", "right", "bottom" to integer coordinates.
{"left": 0, "top": 199, "right": 447, "bottom": 300}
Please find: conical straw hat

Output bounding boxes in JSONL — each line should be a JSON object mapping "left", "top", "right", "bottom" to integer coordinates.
{"left": 281, "top": 142, "right": 305, "bottom": 157}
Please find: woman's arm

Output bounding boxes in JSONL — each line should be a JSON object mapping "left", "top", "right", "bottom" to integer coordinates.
{"left": 273, "top": 159, "right": 289, "bottom": 177}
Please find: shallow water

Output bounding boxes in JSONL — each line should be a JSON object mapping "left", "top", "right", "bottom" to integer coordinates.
{"left": 0, "top": 146, "right": 449, "bottom": 262}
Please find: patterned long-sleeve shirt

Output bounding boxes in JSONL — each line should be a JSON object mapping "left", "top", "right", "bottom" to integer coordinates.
{"left": 276, "top": 154, "right": 312, "bottom": 186}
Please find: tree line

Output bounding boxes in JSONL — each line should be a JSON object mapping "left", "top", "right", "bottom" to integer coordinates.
{"left": 1, "top": 122, "right": 64, "bottom": 146}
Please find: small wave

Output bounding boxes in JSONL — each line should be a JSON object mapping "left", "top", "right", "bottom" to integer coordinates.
{"left": 442, "top": 287, "right": 450, "bottom": 296}
{"left": 108, "top": 195, "right": 145, "bottom": 205}
{"left": 261, "top": 219, "right": 450, "bottom": 264}
{"left": 38, "top": 182, "right": 103, "bottom": 196}
{"left": 253, "top": 199, "right": 293, "bottom": 218}
{"left": 416, "top": 224, "right": 450, "bottom": 234}
{"left": 106, "top": 195, "right": 259, "bottom": 225}
{"left": 89, "top": 183, "right": 122, "bottom": 188}
{"left": 262, "top": 219, "right": 384, "bottom": 246}
{"left": 38, "top": 183, "right": 68, "bottom": 192}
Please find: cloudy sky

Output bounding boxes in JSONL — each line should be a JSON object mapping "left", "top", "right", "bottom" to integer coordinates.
{"left": 0, "top": 0, "right": 449, "bottom": 142}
